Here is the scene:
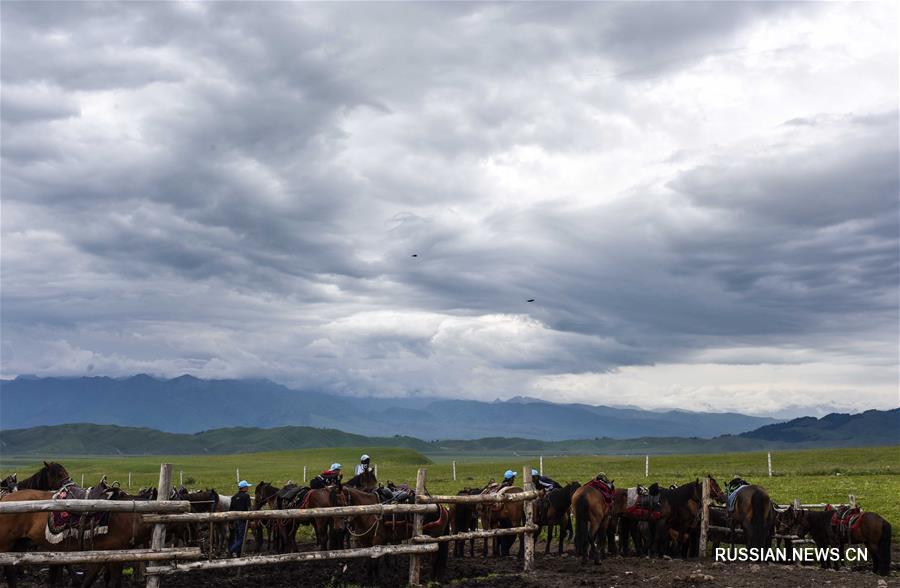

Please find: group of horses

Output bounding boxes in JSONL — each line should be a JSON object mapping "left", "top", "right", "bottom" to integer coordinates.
{"left": 0, "top": 462, "right": 893, "bottom": 588}
{"left": 447, "top": 474, "right": 890, "bottom": 577}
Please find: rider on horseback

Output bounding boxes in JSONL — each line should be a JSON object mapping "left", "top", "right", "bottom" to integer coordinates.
{"left": 499, "top": 469, "right": 516, "bottom": 489}
{"left": 355, "top": 454, "right": 371, "bottom": 476}
{"left": 310, "top": 463, "right": 343, "bottom": 489}
{"left": 531, "top": 468, "right": 562, "bottom": 492}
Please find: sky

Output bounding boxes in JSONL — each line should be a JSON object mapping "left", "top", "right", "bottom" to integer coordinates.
{"left": 1, "top": 2, "right": 898, "bottom": 418}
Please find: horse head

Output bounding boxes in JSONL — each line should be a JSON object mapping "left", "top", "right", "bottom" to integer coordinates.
{"left": 0, "top": 473, "right": 17, "bottom": 493}
{"left": 706, "top": 475, "right": 726, "bottom": 503}
{"left": 43, "top": 461, "right": 72, "bottom": 490}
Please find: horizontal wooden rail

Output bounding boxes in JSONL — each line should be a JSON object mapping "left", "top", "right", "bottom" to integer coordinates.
{"left": 416, "top": 490, "right": 540, "bottom": 504}
{"left": 0, "top": 499, "right": 190, "bottom": 514}
{"left": 0, "top": 547, "right": 200, "bottom": 566}
{"left": 145, "top": 543, "right": 439, "bottom": 575}
{"left": 412, "top": 524, "right": 539, "bottom": 543}
{"left": 143, "top": 502, "right": 438, "bottom": 524}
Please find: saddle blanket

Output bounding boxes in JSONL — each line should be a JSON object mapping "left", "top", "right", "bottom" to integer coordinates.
{"left": 586, "top": 479, "right": 614, "bottom": 504}
{"left": 726, "top": 485, "right": 749, "bottom": 513}
{"left": 624, "top": 506, "right": 663, "bottom": 521}
{"left": 626, "top": 487, "right": 640, "bottom": 509}
{"left": 46, "top": 486, "right": 110, "bottom": 544}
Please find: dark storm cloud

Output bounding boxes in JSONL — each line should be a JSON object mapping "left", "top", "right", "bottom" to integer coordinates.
{"left": 1, "top": 1, "right": 896, "bottom": 413}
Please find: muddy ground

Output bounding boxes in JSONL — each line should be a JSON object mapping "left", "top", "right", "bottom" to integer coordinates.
{"left": 11, "top": 541, "right": 899, "bottom": 587}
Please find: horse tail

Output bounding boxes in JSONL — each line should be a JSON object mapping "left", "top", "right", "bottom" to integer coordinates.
{"left": 750, "top": 489, "right": 766, "bottom": 549}
{"left": 574, "top": 493, "right": 590, "bottom": 558}
{"left": 876, "top": 519, "right": 891, "bottom": 576}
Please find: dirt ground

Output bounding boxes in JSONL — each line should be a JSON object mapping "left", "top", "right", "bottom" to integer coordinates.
{"left": 11, "top": 541, "right": 899, "bottom": 587}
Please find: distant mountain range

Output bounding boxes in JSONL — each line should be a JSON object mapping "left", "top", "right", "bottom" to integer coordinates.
{"left": 1, "top": 409, "right": 896, "bottom": 456}
{"left": 0, "top": 375, "right": 783, "bottom": 441}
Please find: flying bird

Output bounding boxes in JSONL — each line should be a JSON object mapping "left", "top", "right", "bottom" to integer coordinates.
{"left": 527, "top": 299, "right": 535, "bottom": 303}
{"left": 411, "top": 254, "right": 418, "bottom": 258}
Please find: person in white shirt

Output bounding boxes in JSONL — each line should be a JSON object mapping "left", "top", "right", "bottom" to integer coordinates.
{"left": 355, "top": 454, "right": 371, "bottom": 476}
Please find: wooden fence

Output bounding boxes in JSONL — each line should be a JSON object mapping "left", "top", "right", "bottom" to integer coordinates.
{"left": 0, "top": 463, "right": 539, "bottom": 587}
{"left": 698, "top": 478, "right": 859, "bottom": 554}
{"left": 0, "top": 489, "right": 196, "bottom": 568}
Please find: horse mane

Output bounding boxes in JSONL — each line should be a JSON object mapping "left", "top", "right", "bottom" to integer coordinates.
{"left": 17, "top": 464, "right": 50, "bottom": 490}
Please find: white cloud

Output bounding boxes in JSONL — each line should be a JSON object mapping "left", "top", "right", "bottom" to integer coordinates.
{"left": 1, "top": 2, "right": 897, "bottom": 416}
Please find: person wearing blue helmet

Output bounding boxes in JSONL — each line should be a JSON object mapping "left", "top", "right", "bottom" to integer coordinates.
{"left": 311, "top": 463, "right": 342, "bottom": 489}
{"left": 531, "top": 468, "right": 562, "bottom": 492}
{"left": 228, "top": 480, "right": 252, "bottom": 557}
{"left": 498, "top": 469, "right": 517, "bottom": 489}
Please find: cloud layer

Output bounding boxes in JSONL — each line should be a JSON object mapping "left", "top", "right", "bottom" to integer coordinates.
{"left": 2, "top": 2, "right": 897, "bottom": 417}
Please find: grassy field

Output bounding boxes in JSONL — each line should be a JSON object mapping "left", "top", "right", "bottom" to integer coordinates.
{"left": 2, "top": 445, "right": 898, "bottom": 526}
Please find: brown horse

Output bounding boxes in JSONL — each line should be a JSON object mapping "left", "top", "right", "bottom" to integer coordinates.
{"left": 300, "top": 486, "right": 347, "bottom": 551}
{"left": 342, "top": 485, "right": 449, "bottom": 581}
{"left": 452, "top": 487, "right": 482, "bottom": 558}
{"left": 480, "top": 486, "right": 526, "bottom": 558}
{"left": 782, "top": 507, "right": 835, "bottom": 568}
{"left": 252, "top": 481, "right": 280, "bottom": 552}
{"left": 726, "top": 481, "right": 773, "bottom": 549}
{"left": 656, "top": 476, "right": 724, "bottom": 558}
{"left": 534, "top": 482, "right": 579, "bottom": 555}
{"left": 0, "top": 486, "right": 154, "bottom": 588}
{"left": 571, "top": 482, "right": 612, "bottom": 564}
{"left": 832, "top": 509, "right": 892, "bottom": 576}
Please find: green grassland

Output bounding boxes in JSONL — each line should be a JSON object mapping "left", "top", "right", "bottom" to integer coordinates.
{"left": 2, "top": 445, "right": 898, "bottom": 526}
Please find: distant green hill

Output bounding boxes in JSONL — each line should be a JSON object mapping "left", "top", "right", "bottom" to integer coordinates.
{"left": 740, "top": 408, "right": 899, "bottom": 445}
{"left": 0, "top": 423, "right": 431, "bottom": 456}
{"left": 1, "top": 409, "right": 896, "bottom": 457}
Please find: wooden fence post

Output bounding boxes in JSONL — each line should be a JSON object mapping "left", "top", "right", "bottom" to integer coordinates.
{"left": 180, "top": 470, "right": 184, "bottom": 486}
{"left": 408, "top": 468, "right": 426, "bottom": 587}
{"left": 236, "top": 469, "right": 240, "bottom": 484}
{"left": 81, "top": 474, "right": 84, "bottom": 487}
{"left": 698, "top": 477, "right": 710, "bottom": 557}
{"left": 793, "top": 498, "right": 800, "bottom": 510}
{"left": 374, "top": 464, "right": 378, "bottom": 478}
{"left": 767, "top": 452, "right": 772, "bottom": 477}
{"left": 128, "top": 472, "right": 132, "bottom": 488}
{"left": 539, "top": 456, "right": 543, "bottom": 476}
{"left": 452, "top": 461, "right": 456, "bottom": 481}
{"left": 522, "top": 466, "right": 535, "bottom": 574}
{"left": 303, "top": 466, "right": 307, "bottom": 483}
{"left": 849, "top": 494, "right": 856, "bottom": 508}
{"left": 645, "top": 455, "right": 649, "bottom": 478}
{"left": 146, "top": 463, "right": 173, "bottom": 588}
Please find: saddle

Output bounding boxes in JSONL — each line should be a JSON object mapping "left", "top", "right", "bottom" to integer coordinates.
{"left": 586, "top": 479, "right": 615, "bottom": 505}
{"left": 46, "top": 481, "right": 115, "bottom": 545}
{"left": 483, "top": 484, "right": 517, "bottom": 512}
{"left": 277, "top": 484, "right": 305, "bottom": 505}
{"left": 826, "top": 505, "right": 863, "bottom": 540}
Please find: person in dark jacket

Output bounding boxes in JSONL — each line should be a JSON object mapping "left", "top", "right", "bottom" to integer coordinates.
{"left": 228, "top": 480, "right": 252, "bottom": 557}
{"left": 531, "top": 468, "right": 562, "bottom": 491}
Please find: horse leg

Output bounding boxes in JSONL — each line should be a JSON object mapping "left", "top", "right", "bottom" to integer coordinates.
{"left": 559, "top": 520, "right": 566, "bottom": 555}
{"left": 78, "top": 563, "right": 104, "bottom": 588}
{"left": 3, "top": 565, "right": 17, "bottom": 588}
{"left": 544, "top": 524, "right": 551, "bottom": 554}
